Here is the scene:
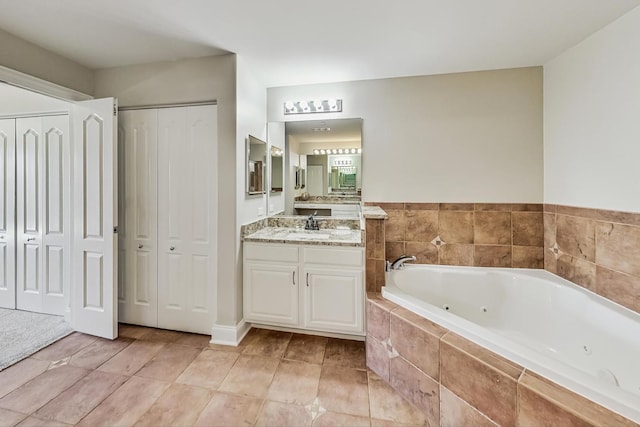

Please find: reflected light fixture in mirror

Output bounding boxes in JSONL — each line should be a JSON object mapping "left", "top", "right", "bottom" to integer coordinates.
{"left": 284, "top": 99, "right": 342, "bottom": 115}
{"left": 313, "top": 148, "right": 361, "bottom": 155}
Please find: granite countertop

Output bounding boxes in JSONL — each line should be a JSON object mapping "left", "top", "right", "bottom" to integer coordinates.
{"left": 294, "top": 196, "right": 361, "bottom": 205}
{"left": 243, "top": 227, "right": 363, "bottom": 247}
{"left": 362, "top": 206, "right": 388, "bottom": 219}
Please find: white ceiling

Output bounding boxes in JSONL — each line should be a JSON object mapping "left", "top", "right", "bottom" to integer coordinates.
{"left": 0, "top": 0, "right": 638, "bottom": 88}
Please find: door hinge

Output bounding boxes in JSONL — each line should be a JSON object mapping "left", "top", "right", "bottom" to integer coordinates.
{"left": 113, "top": 104, "right": 117, "bottom": 116}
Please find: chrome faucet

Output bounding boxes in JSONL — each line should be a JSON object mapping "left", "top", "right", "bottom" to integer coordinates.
{"left": 305, "top": 211, "right": 319, "bottom": 230}
{"left": 386, "top": 255, "right": 417, "bottom": 271}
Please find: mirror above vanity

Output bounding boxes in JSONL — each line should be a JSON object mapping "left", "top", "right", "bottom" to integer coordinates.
{"left": 246, "top": 135, "right": 267, "bottom": 195}
{"left": 270, "top": 145, "right": 284, "bottom": 193}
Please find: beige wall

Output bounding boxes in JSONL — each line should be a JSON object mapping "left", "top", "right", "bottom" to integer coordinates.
{"left": 544, "top": 6, "right": 640, "bottom": 213}
{"left": 268, "top": 67, "right": 543, "bottom": 204}
{"left": 94, "top": 54, "right": 242, "bottom": 328}
{"left": 0, "top": 29, "right": 94, "bottom": 95}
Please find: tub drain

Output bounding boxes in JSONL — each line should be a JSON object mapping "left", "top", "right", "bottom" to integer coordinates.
{"left": 442, "top": 304, "right": 451, "bottom": 311}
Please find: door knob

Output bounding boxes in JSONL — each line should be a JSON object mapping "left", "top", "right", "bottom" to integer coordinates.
{"left": 26, "top": 237, "right": 35, "bottom": 242}
{"left": 169, "top": 246, "right": 175, "bottom": 251}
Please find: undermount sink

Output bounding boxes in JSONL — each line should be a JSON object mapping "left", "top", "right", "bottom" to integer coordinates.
{"left": 287, "top": 231, "right": 331, "bottom": 240}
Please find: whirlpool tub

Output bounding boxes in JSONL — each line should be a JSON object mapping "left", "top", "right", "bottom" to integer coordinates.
{"left": 381, "top": 264, "right": 640, "bottom": 424}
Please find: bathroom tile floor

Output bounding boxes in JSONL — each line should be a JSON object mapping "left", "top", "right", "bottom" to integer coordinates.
{"left": 0, "top": 325, "right": 428, "bottom": 426}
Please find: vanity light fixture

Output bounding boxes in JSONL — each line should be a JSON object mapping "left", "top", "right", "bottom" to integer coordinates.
{"left": 284, "top": 99, "right": 342, "bottom": 115}
{"left": 312, "top": 148, "right": 362, "bottom": 155}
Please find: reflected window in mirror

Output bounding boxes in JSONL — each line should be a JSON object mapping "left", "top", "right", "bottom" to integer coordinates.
{"left": 247, "top": 135, "right": 267, "bottom": 195}
{"left": 270, "top": 146, "right": 284, "bottom": 193}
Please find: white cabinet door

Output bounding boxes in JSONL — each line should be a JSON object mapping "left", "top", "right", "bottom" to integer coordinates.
{"left": 72, "top": 98, "right": 118, "bottom": 339}
{"left": 0, "top": 119, "right": 15, "bottom": 309}
{"left": 157, "top": 105, "right": 217, "bottom": 334}
{"left": 16, "top": 115, "right": 70, "bottom": 316}
{"left": 244, "top": 261, "right": 298, "bottom": 326}
{"left": 302, "top": 266, "right": 364, "bottom": 334}
{"left": 118, "top": 109, "right": 158, "bottom": 327}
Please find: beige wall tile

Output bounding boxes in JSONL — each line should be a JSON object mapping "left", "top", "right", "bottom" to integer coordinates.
{"left": 557, "top": 254, "right": 596, "bottom": 291}
{"left": 517, "top": 371, "right": 636, "bottom": 427}
{"left": 367, "top": 298, "right": 391, "bottom": 342}
{"left": 474, "top": 211, "right": 511, "bottom": 245}
{"left": 511, "top": 203, "right": 543, "bottom": 212}
{"left": 439, "top": 244, "right": 474, "bottom": 266}
{"left": 385, "top": 242, "right": 406, "bottom": 263}
{"left": 440, "top": 333, "right": 520, "bottom": 427}
{"left": 439, "top": 211, "right": 474, "bottom": 244}
{"left": 385, "top": 209, "right": 406, "bottom": 242}
{"left": 512, "top": 212, "right": 543, "bottom": 246}
{"left": 475, "top": 203, "right": 511, "bottom": 212}
{"left": 596, "top": 266, "right": 640, "bottom": 314}
{"left": 557, "top": 215, "right": 595, "bottom": 262}
{"left": 595, "top": 222, "right": 640, "bottom": 277}
{"left": 440, "top": 203, "right": 474, "bottom": 211}
{"left": 405, "top": 210, "right": 438, "bottom": 243}
{"left": 366, "top": 219, "right": 385, "bottom": 259}
{"left": 390, "top": 308, "right": 446, "bottom": 380}
{"left": 405, "top": 241, "right": 438, "bottom": 264}
{"left": 389, "top": 356, "right": 439, "bottom": 427}
{"left": 474, "top": 245, "right": 511, "bottom": 267}
{"left": 440, "top": 385, "right": 498, "bottom": 427}
{"left": 512, "top": 246, "right": 544, "bottom": 269}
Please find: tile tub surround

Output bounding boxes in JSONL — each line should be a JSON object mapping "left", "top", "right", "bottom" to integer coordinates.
{"left": 363, "top": 202, "right": 544, "bottom": 291}
{"left": 365, "top": 294, "right": 638, "bottom": 427}
{"left": 544, "top": 204, "right": 640, "bottom": 315}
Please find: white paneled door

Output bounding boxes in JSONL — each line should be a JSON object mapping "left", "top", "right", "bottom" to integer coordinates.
{"left": 16, "top": 115, "right": 70, "bottom": 316}
{"left": 0, "top": 119, "right": 16, "bottom": 309}
{"left": 118, "top": 109, "right": 158, "bottom": 327}
{"left": 72, "top": 98, "right": 118, "bottom": 339}
{"left": 157, "top": 105, "right": 217, "bottom": 334}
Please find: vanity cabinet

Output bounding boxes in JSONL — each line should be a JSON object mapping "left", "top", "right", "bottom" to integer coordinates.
{"left": 243, "top": 242, "right": 364, "bottom": 336}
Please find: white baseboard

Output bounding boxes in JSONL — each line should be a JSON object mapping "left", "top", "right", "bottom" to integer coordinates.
{"left": 211, "top": 320, "right": 252, "bottom": 346}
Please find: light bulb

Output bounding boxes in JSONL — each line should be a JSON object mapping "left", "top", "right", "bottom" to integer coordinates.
{"left": 313, "top": 99, "right": 323, "bottom": 111}
{"left": 300, "top": 101, "right": 309, "bottom": 111}
{"left": 357, "top": 148, "right": 362, "bottom": 154}
{"left": 320, "top": 149, "right": 326, "bottom": 155}
{"left": 284, "top": 101, "right": 294, "bottom": 111}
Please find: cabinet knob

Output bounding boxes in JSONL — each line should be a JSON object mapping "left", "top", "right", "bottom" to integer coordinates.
{"left": 306, "top": 272, "right": 309, "bottom": 287}
{"left": 169, "top": 246, "right": 175, "bottom": 251}
{"left": 138, "top": 244, "right": 143, "bottom": 249}
{"left": 292, "top": 271, "right": 296, "bottom": 286}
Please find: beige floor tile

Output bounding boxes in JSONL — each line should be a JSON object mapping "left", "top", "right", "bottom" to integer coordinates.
{"left": 0, "top": 366, "right": 89, "bottom": 414}
{"left": 0, "top": 358, "right": 50, "bottom": 399}
{"left": 137, "top": 328, "right": 184, "bottom": 343}
{"left": 242, "top": 329, "right": 292, "bottom": 358}
{"left": 218, "top": 355, "right": 279, "bottom": 399}
{"left": 317, "top": 366, "right": 370, "bottom": 418}
{"left": 134, "top": 383, "right": 213, "bottom": 427}
{"left": 255, "top": 400, "right": 313, "bottom": 427}
{"left": 176, "top": 349, "right": 239, "bottom": 389}
{"left": 135, "top": 343, "right": 201, "bottom": 381}
{"left": 68, "top": 337, "right": 132, "bottom": 370}
{"left": 16, "top": 416, "right": 71, "bottom": 427}
{"left": 368, "top": 371, "right": 427, "bottom": 425}
{"left": 34, "top": 370, "right": 128, "bottom": 425}
{"left": 118, "top": 324, "right": 153, "bottom": 339}
{"left": 97, "top": 340, "right": 164, "bottom": 376}
{"left": 77, "top": 376, "right": 169, "bottom": 427}
{"left": 284, "top": 334, "right": 328, "bottom": 365}
{"left": 30, "top": 333, "right": 97, "bottom": 362}
{"left": 267, "top": 359, "right": 321, "bottom": 406}
{"left": 174, "top": 332, "right": 212, "bottom": 348}
{"left": 323, "top": 338, "right": 366, "bottom": 370}
{"left": 313, "top": 411, "right": 371, "bottom": 427}
{"left": 195, "top": 392, "right": 262, "bottom": 427}
{"left": 0, "top": 408, "right": 27, "bottom": 427}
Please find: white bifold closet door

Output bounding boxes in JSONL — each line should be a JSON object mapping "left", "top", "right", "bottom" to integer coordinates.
{"left": 16, "top": 115, "right": 70, "bottom": 316}
{"left": 118, "top": 109, "right": 158, "bottom": 326}
{"left": 120, "top": 105, "right": 217, "bottom": 335}
{"left": 0, "top": 119, "right": 16, "bottom": 309}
